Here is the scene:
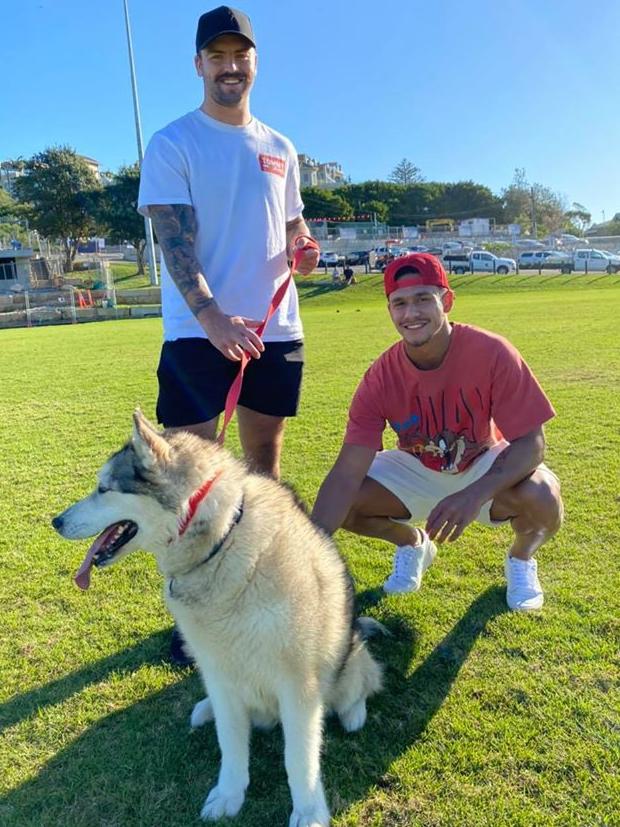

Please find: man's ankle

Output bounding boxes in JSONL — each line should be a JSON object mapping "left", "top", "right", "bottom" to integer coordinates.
{"left": 508, "top": 550, "right": 534, "bottom": 562}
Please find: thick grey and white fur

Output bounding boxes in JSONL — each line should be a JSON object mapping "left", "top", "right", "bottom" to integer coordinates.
{"left": 53, "top": 411, "right": 383, "bottom": 827}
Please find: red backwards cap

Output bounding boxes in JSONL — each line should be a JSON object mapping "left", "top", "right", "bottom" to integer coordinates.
{"left": 384, "top": 253, "right": 451, "bottom": 297}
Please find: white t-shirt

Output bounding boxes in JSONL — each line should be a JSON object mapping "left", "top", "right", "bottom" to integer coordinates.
{"left": 138, "top": 109, "right": 304, "bottom": 342}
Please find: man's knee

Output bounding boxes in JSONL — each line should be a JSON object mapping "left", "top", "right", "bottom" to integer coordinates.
{"left": 513, "top": 472, "right": 563, "bottom": 532}
{"left": 342, "top": 504, "right": 362, "bottom": 533}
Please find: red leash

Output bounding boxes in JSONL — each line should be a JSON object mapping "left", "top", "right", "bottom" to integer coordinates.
{"left": 217, "top": 235, "right": 320, "bottom": 444}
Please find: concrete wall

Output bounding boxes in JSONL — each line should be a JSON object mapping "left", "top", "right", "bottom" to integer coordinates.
{"left": 0, "top": 304, "right": 162, "bottom": 330}
{"left": 116, "top": 287, "right": 161, "bottom": 305}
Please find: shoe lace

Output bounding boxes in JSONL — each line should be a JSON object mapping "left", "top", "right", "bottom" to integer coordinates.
{"left": 393, "top": 547, "right": 415, "bottom": 579}
{"left": 509, "top": 559, "right": 537, "bottom": 589}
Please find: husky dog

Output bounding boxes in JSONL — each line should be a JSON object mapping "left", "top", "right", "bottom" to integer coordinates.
{"left": 52, "top": 411, "right": 383, "bottom": 827}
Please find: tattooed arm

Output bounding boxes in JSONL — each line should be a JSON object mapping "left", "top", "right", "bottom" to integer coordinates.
{"left": 147, "top": 204, "right": 264, "bottom": 361}
{"left": 425, "top": 427, "right": 545, "bottom": 543}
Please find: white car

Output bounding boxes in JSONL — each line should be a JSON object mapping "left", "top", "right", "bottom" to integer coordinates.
{"left": 515, "top": 239, "right": 545, "bottom": 250}
{"left": 470, "top": 250, "right": 516, "bottom": 274}
{"left": 318, "top": 251, "right": 339, "bottom": 268}
{"left": 517, "top": 251, "right": 558, "bottom": 270}
{"left": 557, "top": 234, "right": 588, "bottom": 247}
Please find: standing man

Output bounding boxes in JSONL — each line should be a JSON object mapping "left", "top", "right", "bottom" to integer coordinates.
{"left": 311, "top": 254, "right": 563, "bottom": 611}
{"left": 138, "top": 6, "right": 319, "bottom": 662}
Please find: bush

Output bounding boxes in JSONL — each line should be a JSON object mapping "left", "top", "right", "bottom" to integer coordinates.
{"left": 483, "top": 242, "right": 513, "bottom": 257}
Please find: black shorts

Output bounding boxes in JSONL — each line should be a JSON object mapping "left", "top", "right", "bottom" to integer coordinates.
{"left": 156, "top": 338, "right": 304, "bottom": 428}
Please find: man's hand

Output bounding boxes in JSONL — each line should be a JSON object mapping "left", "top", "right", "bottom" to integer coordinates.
{"left": 425, "top": 488, "right": 486, "bottom": 544}
{"left": 197, "top": 305, "right": 264, "bottom": 362}
{"left": 293, "top": 240, "right": 320, "bottom": 275}
{"left": 286, "top": 220, "right": 319, "bottom": 276}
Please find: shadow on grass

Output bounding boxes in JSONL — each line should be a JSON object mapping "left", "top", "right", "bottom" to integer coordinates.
{"left": 0, "top": 587, "right": 505, "bottom": 826}
{"left": 297, "top": 281, "right": 343, "bottom": 302}
{"left": 111, "top": 270, "right": 141, "bottom": 284}
{"left": 0, "top": 630, "right": 172, "bottom": 735}
{"left": 325, "top": 584, "right": 507, "bottom": 809}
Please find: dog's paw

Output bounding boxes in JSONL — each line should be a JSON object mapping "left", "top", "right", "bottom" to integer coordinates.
{"left": 338, "top": 699, "right": 367, "bottom": 732}
{"left": 200, "top": 785, "right": 245, "bottom": 820}
{"left": 191, "top": 697, "right": 214, "bottom": 729}
{"left": 289, "top": 805, "right": 331, "bottom": 827}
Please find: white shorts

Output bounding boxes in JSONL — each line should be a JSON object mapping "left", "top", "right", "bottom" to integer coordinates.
{"left": 367, "top": 441, "right": 556, "bottom": 527}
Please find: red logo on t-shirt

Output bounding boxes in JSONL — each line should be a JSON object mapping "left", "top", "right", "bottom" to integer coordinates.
{"left": 259, "top": 154, "right": 286, "bottom": 177}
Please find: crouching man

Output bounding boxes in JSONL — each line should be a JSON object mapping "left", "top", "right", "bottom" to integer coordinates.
{"left": 311, "top": 254, "right": 563, "bottom": 610}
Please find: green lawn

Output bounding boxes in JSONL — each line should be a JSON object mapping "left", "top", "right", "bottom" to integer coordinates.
{"left": 0, "top": 278, "right": 618, "bottom": 826}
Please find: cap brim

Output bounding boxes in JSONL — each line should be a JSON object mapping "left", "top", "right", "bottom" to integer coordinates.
{"left": 197, "top": 31, "right": 255, "bottom": 51}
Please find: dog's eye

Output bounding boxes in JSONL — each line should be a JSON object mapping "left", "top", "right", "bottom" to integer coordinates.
{"left": 97, "top": 485, "right": 109, "bottom": 495}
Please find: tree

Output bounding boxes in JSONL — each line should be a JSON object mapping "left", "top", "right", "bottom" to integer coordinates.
{"left": 363, "top": 199, "right": 389, "bottom": 223}
{"left": 0, "top": 188, "right": 17, "bottom": 219}
{"left": 300, "top": 187, "right": 353, "bottom": 220}
{"left": 435, "top": 182, "right": 505, "bottom": 223}
{"left": 389, "top": 158, "right": 424, "bottom": 185}
{"left": 502, "top": 168, "right": 565, "bottom": 236}
{"left": 564, "top": 202, "right": 591, "bottom": 234}
{"left": 339, "top": 181, "right": 405, "bottom": 221}
{"left": 14, "top": 146, "right": 101, "bottom": 271}
{"left": 587, "top": 217, "right": 620, "bottom": 237}
{"left": 389, "top": 182, "right": 441, "bottom": 225}
{"left": 89, "top": 163, "right": 147, "bottom": 274}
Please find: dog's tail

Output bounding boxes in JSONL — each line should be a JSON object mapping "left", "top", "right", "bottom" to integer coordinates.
{"left": 354, "top": 616, "right": 391, "bottom": 640}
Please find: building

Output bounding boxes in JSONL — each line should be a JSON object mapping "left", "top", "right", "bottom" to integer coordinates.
{"left": 0, "top": 161, "right": 26, "bottom": 197}
{"left": 298, "top": 154, "right": 346, "bottom": 190}
{"left": 0, "top": 247, "right": 35, "bottom": 290}
{"left": 0, "top": 154, "right": 106, "bottom": 197}
{"left": 458, "top": 217, "right": 491, "bottom": 237}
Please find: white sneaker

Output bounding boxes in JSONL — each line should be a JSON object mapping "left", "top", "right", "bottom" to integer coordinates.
{"left": 505, "top": 555, "right": 544, "bottom": 611}
{"left": 383, "top": 533, "right": 437, "bottom": 594}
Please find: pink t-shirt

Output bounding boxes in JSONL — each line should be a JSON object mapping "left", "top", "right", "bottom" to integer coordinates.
{"left": 345, "top": 323, "right": 555, "bottom": 474}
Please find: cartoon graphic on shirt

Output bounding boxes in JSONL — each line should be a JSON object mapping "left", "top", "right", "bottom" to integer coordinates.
{"left": 429, "top": 430, "right": 468, "bottom": 473}
{"left": 396, "top": 425, "right": 479, "bottom": 473}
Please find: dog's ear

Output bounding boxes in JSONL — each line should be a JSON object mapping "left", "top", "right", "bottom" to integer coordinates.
{"left": 132, "top": 409, "right": 171, "bottom": 468}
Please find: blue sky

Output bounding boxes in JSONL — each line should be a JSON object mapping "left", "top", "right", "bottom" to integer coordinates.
{"left": 2, "top": 0, "right": 619, "bottom": 223}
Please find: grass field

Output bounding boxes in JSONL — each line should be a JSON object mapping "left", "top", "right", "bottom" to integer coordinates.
{"left": 0, "top": 276, "right": 618, "bottom": 826}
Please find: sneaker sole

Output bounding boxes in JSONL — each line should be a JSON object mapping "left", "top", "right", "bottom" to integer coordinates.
{"left": 506, "top": 596, "right": 544, "bottom": 612}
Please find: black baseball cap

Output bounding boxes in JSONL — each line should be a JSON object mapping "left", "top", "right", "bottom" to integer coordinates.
{"left": 195, "top": 6, "right": 256, "bottom": 53}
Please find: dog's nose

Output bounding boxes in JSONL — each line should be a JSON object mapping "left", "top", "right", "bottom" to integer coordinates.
{"left": 52, "top": 515, "right": 64, "bottom": 531}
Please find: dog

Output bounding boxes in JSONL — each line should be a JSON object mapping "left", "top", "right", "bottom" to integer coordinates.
{"left": 52, "top": 410, "right": 383, "bottom": 826}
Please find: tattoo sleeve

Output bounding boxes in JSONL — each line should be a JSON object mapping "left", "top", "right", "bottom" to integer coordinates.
{"left": 148, "top": 204, "right": 217, "bottom": 317}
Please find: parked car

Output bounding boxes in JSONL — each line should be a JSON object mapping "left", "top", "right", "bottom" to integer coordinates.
{"left": 517, "top": 250, "right": 561, "bottom": 269}
{"left": 555, "top": 233, "right": 588, "bottom": 247}
{"left": 446, "top": 251, "right": 516, "bottom": 274}
{"left": 373, "top": 246, "right": 408, "bottom": 269}
{"left": 344, "top": 250, "right": 369, "bottom": 265}
{"left": 443, "top": 253, "right": 472, "bottom": 272}
{"left": 514, "top": 239, "right": 545, "bottom": 250}
{"left": 537, "top": 251, "right": 572, "bottom": 269}
{"left": 373, "top": 245, "right": 404, "bottom": 258}
{"left": 560, "top": 248, "right": 620, "bottom": 273}
{"left": 318, "top": 251, "right": 339, "bottom": 268}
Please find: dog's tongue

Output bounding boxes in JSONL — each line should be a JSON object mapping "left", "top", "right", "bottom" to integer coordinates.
{"left": 74, "top": 525, "right": 119, "bottom": 591}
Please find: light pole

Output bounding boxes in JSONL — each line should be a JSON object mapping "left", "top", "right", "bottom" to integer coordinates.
{"left": 123, "top": 0, "right": 158, "bottom": 286}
